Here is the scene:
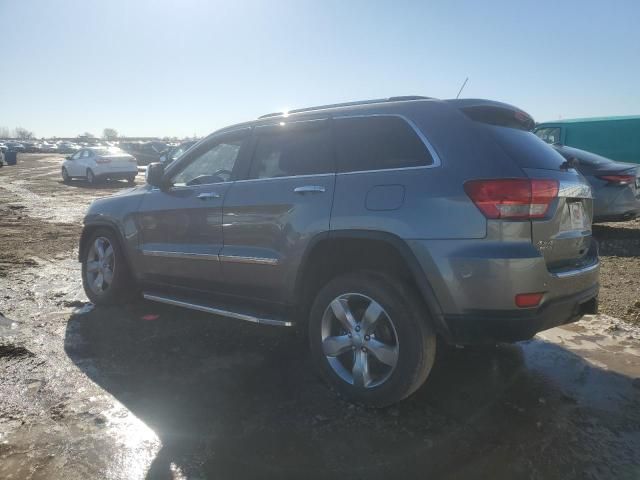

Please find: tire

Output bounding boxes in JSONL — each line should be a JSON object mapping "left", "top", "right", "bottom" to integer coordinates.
{"left": 309, "top": 271, "right": 436, "bottom": 407}
{"left": 81, "top": 228, "right": 136, "bottom": 305}
{"left": 61, "top": 167, "right": 70, "bottom": 183}
{"left": 86, "top": 169, "right": 96, "bottom": 185}
{"left": 127, "top": 175, "right": 136, "bottom": 185}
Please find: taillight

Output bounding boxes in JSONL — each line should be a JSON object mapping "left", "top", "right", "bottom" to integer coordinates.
{"left": 597, "top": 175, "right": 635, "bottom": 185}
{"left": 95, "top": 157, "right": 111, "bottom": 164}
{"left": 464, "top": 179, "right": 559, "bottom": 219}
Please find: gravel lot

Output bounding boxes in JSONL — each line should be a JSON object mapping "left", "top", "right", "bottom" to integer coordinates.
{"left": 1, "top": 154, "right": 639, "bottom": 479}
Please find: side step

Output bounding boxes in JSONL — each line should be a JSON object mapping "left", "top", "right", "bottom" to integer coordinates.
{"left": 142, "top": 293, "right": 294, "bottom": 327}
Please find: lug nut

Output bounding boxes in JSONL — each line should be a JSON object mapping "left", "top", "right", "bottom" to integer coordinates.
{"left": 364, "top": 335, "right": 370, "bottom": 341}
{"left": 361, "top": 347, "right": 367, "bottom": 352}
{"left": 347, "top": 332, "right": 352, "bottom": 338}
{"left": 355, "top": 325, "right": 361, "bottom": 332}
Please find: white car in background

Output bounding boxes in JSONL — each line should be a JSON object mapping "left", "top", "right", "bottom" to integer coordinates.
{"left": 61, "top": 147, "right": 138, "bottom": 184}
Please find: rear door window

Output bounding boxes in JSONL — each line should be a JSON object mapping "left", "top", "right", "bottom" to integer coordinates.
{"left": 334, "top": 116, "right": 433, "bottom": 173}
{"left": 248, "top": 120, "right": 333, "bottom": 179}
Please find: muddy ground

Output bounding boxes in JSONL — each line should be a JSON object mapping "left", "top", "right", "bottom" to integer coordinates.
{"left": 0, "top": 154, "right": 639, "bottom": 479}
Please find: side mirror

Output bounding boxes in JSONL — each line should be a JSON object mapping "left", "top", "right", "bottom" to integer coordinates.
{"left": 146, "top": 162, "right": 165, "bottom": 187}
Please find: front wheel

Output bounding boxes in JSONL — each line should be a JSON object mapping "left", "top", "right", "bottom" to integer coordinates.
{"left": 61, "top": 167, "right": 70, "bottom": 183}
{"left": 82, "top": 228, "right": 136, "bottom": 305}
{"left": 86, "top": 169, "right": 96, "bottom": 185}
{"left": 127, "top": 175, "right": 136, "bottom": 184}
{"left": 309, "top": 271, "right": 436, "bottom": 407}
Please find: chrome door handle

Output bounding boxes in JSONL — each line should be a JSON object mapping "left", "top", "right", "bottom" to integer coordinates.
{"left": 294, "top": 185, "right": 326, "bottom": 194}
{"left": 197, "top": 192, "right": 221, "bottom": 200}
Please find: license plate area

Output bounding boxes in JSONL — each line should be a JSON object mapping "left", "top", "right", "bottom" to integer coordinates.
{"left": 568, "top": 201, "right": 586, "bottom": 231}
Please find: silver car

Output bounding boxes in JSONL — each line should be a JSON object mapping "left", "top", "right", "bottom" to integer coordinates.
{"left": 78, "top": 96, "right": 599, "bottom": 406}
{"left": 554, "top": 145, "right": 640, "bottom": 222}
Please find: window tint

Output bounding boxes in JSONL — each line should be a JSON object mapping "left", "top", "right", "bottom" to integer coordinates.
{"left": 334, "top": 116, "right": 433, "bottom": 173}
{"left": 248, "top": 121, "right": 333, "bottom": 179}
{"left": 487, "top": 125, "right": 565, "bottom": 170}
{"left": 172, "top": 137, "right": 245, "bottom": 186}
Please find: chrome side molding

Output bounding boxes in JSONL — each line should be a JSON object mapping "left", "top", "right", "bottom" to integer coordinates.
{"left": 143, "top": 293, "right": 294, "bottom": 327}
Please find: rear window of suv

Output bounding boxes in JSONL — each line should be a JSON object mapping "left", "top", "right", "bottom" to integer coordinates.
{"left": 334, "top": 116, "right": 434, "bottom": 173}
{"left": 461, "top": 106, "right": 565, "bottom": 170}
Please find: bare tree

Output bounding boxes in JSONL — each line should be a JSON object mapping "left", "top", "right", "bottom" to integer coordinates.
{"left": 103, "top": 128, "right": 118, "bottom": 140}
{"left": 14, "top": 127, "right": 35, "bottom": 140}
{"left": 0, "top": 126, "right": 10, "bottom": 138}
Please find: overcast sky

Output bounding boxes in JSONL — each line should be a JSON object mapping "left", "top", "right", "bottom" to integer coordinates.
{"left": 1, "top": 0, "right": 638, "bottom": 138}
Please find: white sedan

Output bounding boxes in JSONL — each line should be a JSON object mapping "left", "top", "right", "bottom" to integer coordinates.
{"left": 61, "top": 147, "right": 138, "bottom": 184}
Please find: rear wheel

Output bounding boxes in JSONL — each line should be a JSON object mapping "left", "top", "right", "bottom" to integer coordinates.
{"left": 61, "top": 167, "right": 70, "bottom": 183}
{"left": 127, "top": 175, "right": 136, "bottom": 184}
{"left": 86, "top": 169, "right": 96, "bottom": 185}
{"left": 309, "top": 271, "right": 436, "bottom": 406}
{"left": 82, "top": 228, "right": 136, "bottom": 305}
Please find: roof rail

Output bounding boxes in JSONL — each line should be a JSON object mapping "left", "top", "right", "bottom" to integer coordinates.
{"left": 258, "top": 96, "right": 431, "bottom": 119}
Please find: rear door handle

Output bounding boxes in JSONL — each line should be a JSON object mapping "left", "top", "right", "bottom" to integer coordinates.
{"left": 197, "top": 192, "right": 221, "bottom": 200}
{"left": 294, "top": 185, "right": 326, "bottom": 194}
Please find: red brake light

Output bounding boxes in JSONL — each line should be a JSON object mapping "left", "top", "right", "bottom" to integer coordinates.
{"left": 597, "top": 175, "right": 635, "bottom": 185}
{"left": 515, "top": 292, "right": 544, "bottom": 308}
{"left": 464, "top": 179, "right": 559, "bottom": 219}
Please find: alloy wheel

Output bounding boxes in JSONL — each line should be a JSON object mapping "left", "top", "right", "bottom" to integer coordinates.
{"left": 86, "top": 237, "right": 115, "bottom": 295}
{"left": 320, "top": 293, "right": 399, "bottom": 388}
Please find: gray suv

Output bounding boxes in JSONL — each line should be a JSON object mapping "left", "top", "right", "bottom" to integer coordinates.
{"left": 79, "top": 96, "right": 599, "bottom": 406}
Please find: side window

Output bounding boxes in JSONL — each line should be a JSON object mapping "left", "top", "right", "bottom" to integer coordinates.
{"left": 248, "top": 121, "right": 333, "bottom": 179}
{"left": 80, "top": 150, "right": 90, "bottom": 158}
{"left": 72, "top": 151, "right": 82, "bottom": 160}
{"left": 171, "top": 136, "right": 246, "bottom": 187}
{"left": 334, "top": 116, "right": 433, "bottom": 173}
{"left": 535, "top": 127, "right": 561, "bottom": 144}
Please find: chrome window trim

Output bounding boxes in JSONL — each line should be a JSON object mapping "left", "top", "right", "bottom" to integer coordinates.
{"left": 233, "top": 172, "right": 334, "bottom": 184}
{"left": 219, "top": 254, "right": 279, "bottom": 265}
{"left": 332, "top": 113, "right": 442, "bottom": 171}
{"left": 551, "top": 260, "right": 599, "bottom": 278}
{"left": 142, "top": 250, "right": 219, "bottom": 261}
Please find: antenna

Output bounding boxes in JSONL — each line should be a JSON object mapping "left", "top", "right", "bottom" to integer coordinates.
{"left": 456, "top": 77, "right": 469, "bottom": 99}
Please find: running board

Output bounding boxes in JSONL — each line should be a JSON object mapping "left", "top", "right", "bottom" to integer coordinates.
{"left": 142, "top": 293, "right": 294, "bottom": 327}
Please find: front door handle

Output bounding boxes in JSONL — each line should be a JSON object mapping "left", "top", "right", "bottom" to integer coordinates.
{"left": 197, "top": 192, "right": 221, "bottom": 200}
{"left": 294, "top": 185, "right": 326, "bottom": 194}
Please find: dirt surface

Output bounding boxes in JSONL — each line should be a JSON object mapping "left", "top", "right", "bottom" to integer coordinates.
{"left": 1, "top": 155, "right": 639, "bottom": 479}
{"left": 593, "top": 219, "right": 640, "bottom": 324}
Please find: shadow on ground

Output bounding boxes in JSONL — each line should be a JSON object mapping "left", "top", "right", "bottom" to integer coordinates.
{"left": 57, "top": 179, "right": 136, "bottom": 190}
{"left": 64, "top": 302, "right": 640, "bottom": 480}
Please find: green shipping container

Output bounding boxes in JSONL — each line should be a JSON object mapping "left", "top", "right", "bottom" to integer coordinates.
{"left": 534, "top": 116, "right": 640, "bottom": 164}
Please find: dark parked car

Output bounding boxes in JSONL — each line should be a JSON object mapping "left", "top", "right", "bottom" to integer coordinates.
{"left": 5, "top": 142, "right": 25, "bottom": 152}
{"left": 126, "top": 141, "right": 167, "bottom": 165}
{"left": 78, "top": 96, "right": 599, "bottom": 406}
{"left": 553, "top": 145, "right": 640, "bottom": 222}
{"left": 159, "top": 140, "right": 198, "bottom": 164}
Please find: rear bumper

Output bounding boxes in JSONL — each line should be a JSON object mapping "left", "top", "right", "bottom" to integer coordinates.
{"left": 443, "top": 283, "right": 599, "bottom": 344}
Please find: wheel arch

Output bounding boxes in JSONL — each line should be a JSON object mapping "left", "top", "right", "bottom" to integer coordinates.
{"left": 293, "top": 230, "right": 449, "bottom": 338}
{"left": 79, "top": 220, "right": 132, "bottom": 269}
